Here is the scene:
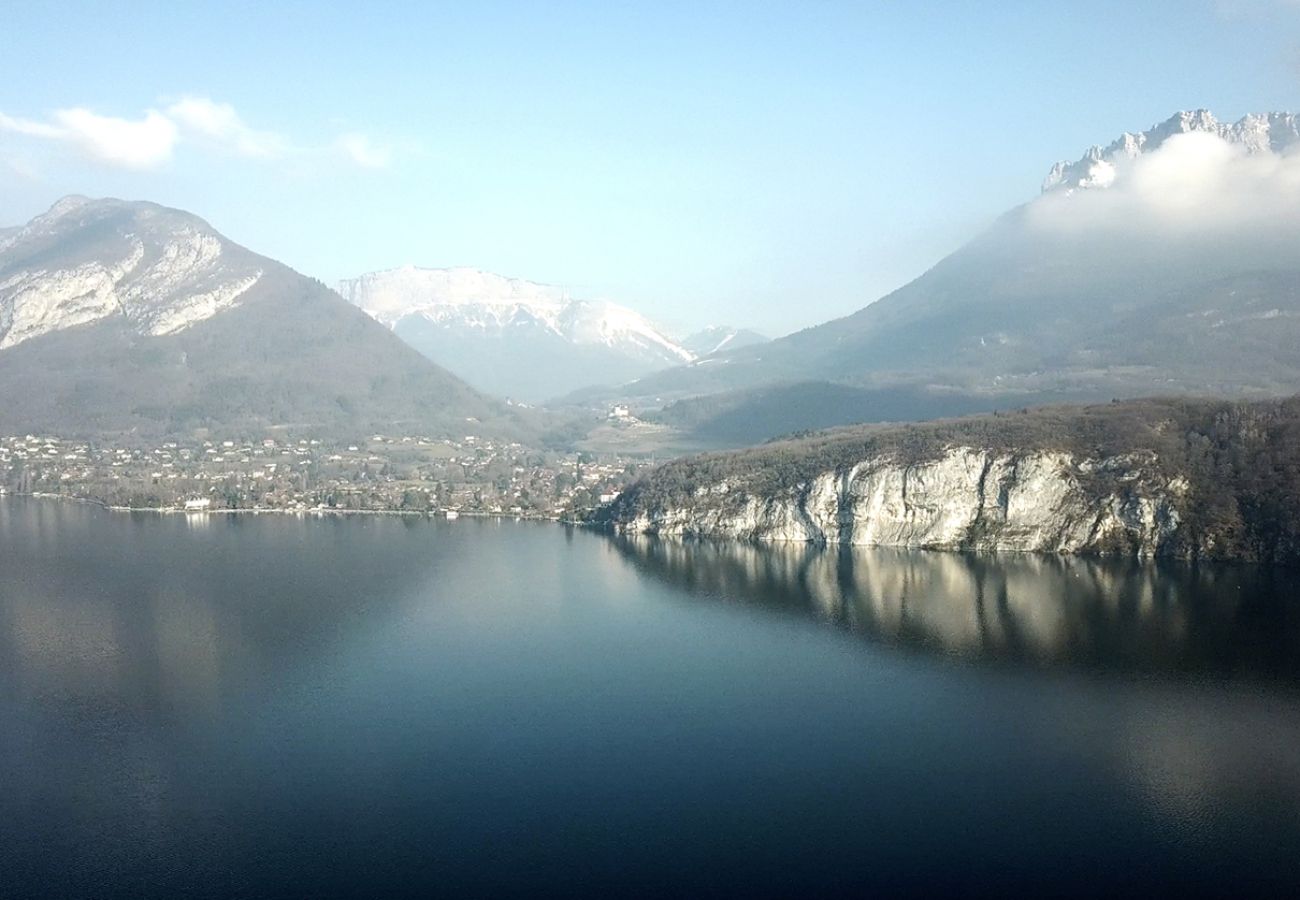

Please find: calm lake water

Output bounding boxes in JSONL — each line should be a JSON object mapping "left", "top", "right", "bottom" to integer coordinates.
{"left": 2, "top": 497, "right": 1299, "bottom": 896}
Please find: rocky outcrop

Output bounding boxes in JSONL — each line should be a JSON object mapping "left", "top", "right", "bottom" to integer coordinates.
{"left": 0, "top": 197, "right": 263, "bottom": 349}
{"left": 608, "top": 447, "right": 1187, "bottom": 557}
{"left": 598, "top": 397, "right": 1300, "bottom": 564}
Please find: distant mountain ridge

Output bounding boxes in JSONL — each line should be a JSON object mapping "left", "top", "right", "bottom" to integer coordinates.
{"left": 339, "top": 266, "right": 693, "bottom": 402}
{"left": 0, "top": 197, "right": 520, "bottom": 440}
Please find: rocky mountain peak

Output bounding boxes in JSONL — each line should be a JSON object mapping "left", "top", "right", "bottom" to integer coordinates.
{"left": 1042, "top": 109, "right": 1300, "bottom": 192}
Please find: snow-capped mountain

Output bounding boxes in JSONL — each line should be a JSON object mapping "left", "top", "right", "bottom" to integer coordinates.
{"left": 681, "top": 326, "right": 768, "bottom": 357}
{"left": 1043, "top": 110, "right": 1300, "bottom": 192}
{"left": 0, "top": 195, "right": 264, "bottom": 349}
{"left": 0, "top": 197, "right": 515, "bottom": 439}
{"left": 339, "top": 266, "right": 694, "bottom": 401}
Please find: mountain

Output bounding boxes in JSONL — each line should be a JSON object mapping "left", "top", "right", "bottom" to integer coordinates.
{"left": 338, "top": 266, "right": 693, "bottom": 402}
{"left": 680, "top": 326, "right": 768, "bottom": 357}
{"left": 0, "top": 197, "right": 520, "bottom": 440}
{"left": 589, "top": 110, "right": 1300, "bottom": 444}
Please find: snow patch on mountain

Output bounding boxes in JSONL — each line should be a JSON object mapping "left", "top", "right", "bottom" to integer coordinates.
{"left": 681, "top": 325, "right": 769, "bottom": 357}
{"left": 339, "top": 266, "right": 693, "bottom": 365}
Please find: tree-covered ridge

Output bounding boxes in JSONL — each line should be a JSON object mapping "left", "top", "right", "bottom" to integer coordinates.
{"left": 595, "top": 397, "right": 1300, "bottom": 564}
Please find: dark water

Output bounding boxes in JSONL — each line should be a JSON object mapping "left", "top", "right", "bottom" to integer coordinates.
{"left": 2, "top": 498, "right": 1299, "bottom": 897}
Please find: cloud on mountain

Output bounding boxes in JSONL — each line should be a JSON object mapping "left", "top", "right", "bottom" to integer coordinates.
{"left": 0, "top": 97, "right": 392, "bottom": 172}
{"left": 1028, "top": 131, "right": 1300, "bottom": 237}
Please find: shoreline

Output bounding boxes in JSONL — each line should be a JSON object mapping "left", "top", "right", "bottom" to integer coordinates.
{"left": 7, "top": 491, "right": 1291, "bottom": 568}
{"left": 3, "top": 491, "right": 580, "bottom": 524}
{"left": 585, "top": 519, "right": 1299, "bottom": 569}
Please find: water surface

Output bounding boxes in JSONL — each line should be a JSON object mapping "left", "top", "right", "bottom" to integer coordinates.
{"left": 2, "top": 498, "right": 1298, "bottom": 896}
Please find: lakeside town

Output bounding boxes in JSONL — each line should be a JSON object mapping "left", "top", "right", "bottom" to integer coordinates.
{"left": 0, "top": 432, "right": 644, "bottom": 520}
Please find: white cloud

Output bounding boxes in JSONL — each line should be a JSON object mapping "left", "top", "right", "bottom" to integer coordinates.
{"left": 165, "top": 97, "right": 288, "bottom": 159}
{"left": 55, "top": 108, "right": 178, "bottom": 168}
{"left": 336, "top": 132, "right": 392, "bottom": 169}
{"left": 1, "top": 107, "right": 177, "bottom": 169}
{"left": 0, "top": 111, "right": 65, "bottom": 139}
{"left": 0, "top": 98, "right": 393, "bottom": 172}
{"left": 1028, "top": 131, "right": 1300, "bottom": 236}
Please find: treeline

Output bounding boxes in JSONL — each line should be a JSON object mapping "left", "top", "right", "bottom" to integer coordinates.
{"left": 596, "top": 396, "right": 1300, "bottom": 565}
{"left": 648, "top": 380, "right": 1028, "bottom": 446}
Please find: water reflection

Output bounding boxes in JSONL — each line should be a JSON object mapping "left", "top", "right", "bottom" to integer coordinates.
{"left": 611, "top": 535, "right": 1300, "bottom": 679}
{"left": 0, "top": 498, "right": 443, "bottom": 722}
{"left": 2, "top": 499, "right": 1300, "bottom": 894}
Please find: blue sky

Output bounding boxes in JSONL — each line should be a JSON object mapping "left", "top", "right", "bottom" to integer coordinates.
{"left": 3, "top": 0, "right": 1300, "bottom": 336}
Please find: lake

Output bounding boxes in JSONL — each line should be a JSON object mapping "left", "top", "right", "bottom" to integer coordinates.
{"left": 2, "top": 497, "right": 1299, "bottom": 896}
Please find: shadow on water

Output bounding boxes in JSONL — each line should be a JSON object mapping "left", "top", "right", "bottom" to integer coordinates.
{"left": 609, "top": 533, "right": 1300, "bottom": 681}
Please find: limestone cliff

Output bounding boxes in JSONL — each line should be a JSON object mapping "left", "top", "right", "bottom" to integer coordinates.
{"left": 593, "top": 398, "right": 1300, "bottom": 564}
{"left": 611, "top": 447, "right": 1183, "bottom": 555}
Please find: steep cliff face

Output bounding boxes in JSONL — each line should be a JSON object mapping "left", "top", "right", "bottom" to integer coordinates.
{"left": 614, "top": 447, "right": 1183, "bottom": 556}
{"left": 595, "top": 398, "right": 1300, "bottom": 564}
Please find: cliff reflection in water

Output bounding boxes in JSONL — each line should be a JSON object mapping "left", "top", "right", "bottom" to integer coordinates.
{"left": 611, "top": 535, "right": 1300, "bottom": 678}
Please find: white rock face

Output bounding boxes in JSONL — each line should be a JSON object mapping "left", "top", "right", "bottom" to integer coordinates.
{"left": 0, "top": 241, "right": 143, "bottom": 349}
{"left": 0, "top": 197, "right": 263, "bottom": 350}
{"left": 143, "top": 272, "right": 263, "bottom": 336}
{"left": 338, "top": 266, "right": 693, "bottom": 366}
{"left": 1043, "top": 110, "right": 1300, "bottom": 192}
{"left": 615, "top": 447, "right": 1185, "bottom": 557}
